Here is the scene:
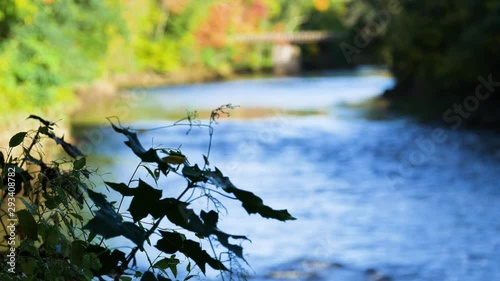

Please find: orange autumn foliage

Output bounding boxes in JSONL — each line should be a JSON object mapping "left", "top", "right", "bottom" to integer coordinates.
{"left": 313, "top": 0, "right": 330, "bottom": 12}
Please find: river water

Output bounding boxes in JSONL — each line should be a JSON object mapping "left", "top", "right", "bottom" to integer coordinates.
{"left": 74, "top": 70, "right": 500, "bottom": 281}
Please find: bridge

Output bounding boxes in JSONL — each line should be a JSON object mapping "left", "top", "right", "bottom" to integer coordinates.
{"left": 229, "top": 31, "right": 343, "bottom": 75}
{"left": 230, "top": 31, "right": 341, "bottom": 44}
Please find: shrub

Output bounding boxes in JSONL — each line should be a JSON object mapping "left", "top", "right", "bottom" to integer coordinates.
{"left": 0, "top": 111, "right": 294, "bottom": 281}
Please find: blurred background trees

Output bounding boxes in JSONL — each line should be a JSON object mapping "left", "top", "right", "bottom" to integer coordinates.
{"left": 0, "top": 0, "right": 123, "bottom": 115}
{"left": 1, "top": 0, "right": 499, "bottom": 127}
{"left": 0, "top": 0, "right": 346, "bottom": 118}
{"left": 343, "top": 0, "right": 500, "bottom": 126}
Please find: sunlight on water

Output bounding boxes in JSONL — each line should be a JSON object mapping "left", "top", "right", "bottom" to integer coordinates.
{"left": 74, "top": 70, "right": 500, "bottom": 281}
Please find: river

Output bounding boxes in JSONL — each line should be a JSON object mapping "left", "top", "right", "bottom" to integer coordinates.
{"left": 74, "top": 69, "right": 500, "bottom": 281}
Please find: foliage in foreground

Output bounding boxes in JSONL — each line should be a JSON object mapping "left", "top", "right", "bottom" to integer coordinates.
{"left": 0, "top": 111, "right": 295, "bottom": 281}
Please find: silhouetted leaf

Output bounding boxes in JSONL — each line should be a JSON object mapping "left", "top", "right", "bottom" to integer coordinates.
{"left": 152, "top": 199, "right": 247, "bottom": 259}
{"left": 121, "top": 222, "right": 146, "bottom": 248}
{"left": 38, "top": 126, "right": 49, "bottom": 135}
{"left": 86, "top": 245, "right": 126, "bottom": 276}
{"left": 206, "top": 168, "right": 296, "bottom": 221}
{"left": 84, "top": 209, "right": 145, "bottom": 248}
{"left": 128, "top": 180, "right": 163, "bottom": 222}
{"left": 109, "top": 121, "right": 170, "bottom": 173}
{"left": 27, "top": 115, "right": 54, "bottom": 127}
{"left": 200, "top": 210, "right": 218, "bottom": 229}
{"left": 141, "top": 271, "right": 157, "bottom": 281}
{"left": 87, "top": 189, "right": 115, "bottom": 214}
{"left": 105, "top": 181, "right": 136, "bottom": 196}
{"left": 9, "top": 132, "right": 27, "bottom": 147}
{"left": 0, "top": 151, "right": 4, "bottom": 167}
{"left": 156, "top": 231, "right": 185, "bottom": 254}
{"left": 150, "top": 198, "right": 191, "bottom": 226}
{"left": 52, "top": 135, "right": 84, "bottom": 158}
{"left": 17, "top": 209, "right": 37, "bottom": 240}
{"left": 203, "top": 155, "right": 210, "bottom": 166}
{"left": 85, "top": 189, "right": 146, "bottom": 247}
{"left": 182, "top": 240, "right": 228, "bottom": 273}
{"left": 182, "top": 164, "right": 205, "bottom": 183}
{"left": 155, "top": 231, "right": 228, "bottom": 274}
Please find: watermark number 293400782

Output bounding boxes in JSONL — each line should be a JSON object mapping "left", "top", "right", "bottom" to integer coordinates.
{"left": 6, "top": 166, "right": 17, "bottom": 273}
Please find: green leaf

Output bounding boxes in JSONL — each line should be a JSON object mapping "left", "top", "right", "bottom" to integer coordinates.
{"left": 135, "top": 271, "right": 143, "bottom": 278}
{"left": 71, "top": 240, "right": 87, "bottom": 266}
{"left": 121, "top": 277, "right": 132, "bottom": 281}
{"left": 17, "top": 209, "right": 37, "bottom": 240}
{"left": 20, "top": 258, "right": 37, "bottom": 275}
{"left": 69, "top": 212, "right": 84, "bottom": 221}
{"left": 153, "top": 258, "right": 171, "bottom": 270}
{"left": 44, "top": 196, "right": 58, "bottom": 209}
{"left": 206, "top": 168, "right": 296, "bottom": 221}
{"left": 73, "top": 157, "right": 86, "bottom": 170}
{"left": 153, "top": 256, "right": 180, "bottom": 278}
{"left": 9, "top": 132, "right": 27, "bottom": 147}
{"left": 143, "top": 165, "right": 159, "bottom": 184}
{"left": 128, "top": 180, "right": 163, "bottom": 222}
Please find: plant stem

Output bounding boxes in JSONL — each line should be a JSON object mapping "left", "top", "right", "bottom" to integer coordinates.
{"left": 114, "top": 216, "right": 165, "bottom": 281}
{"left": 19, "top": 129, "right": 40, "bottom": 168}
{"left": 117, "top": 161, "right": 142, "bottom": 213}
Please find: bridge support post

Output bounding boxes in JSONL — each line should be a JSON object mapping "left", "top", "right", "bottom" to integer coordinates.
{"left": 272, "top": 43, "right": 301, "bottom": 76}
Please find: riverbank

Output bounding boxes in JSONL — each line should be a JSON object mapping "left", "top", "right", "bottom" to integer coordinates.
{"left": 71, "top": 68, "right": 393, "bottom": 125}
{"left": 71, "top": 68, "right": 269, "bottom": 124}
{"left": 383, "top": 80, "right": 500, "bottom": 131}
